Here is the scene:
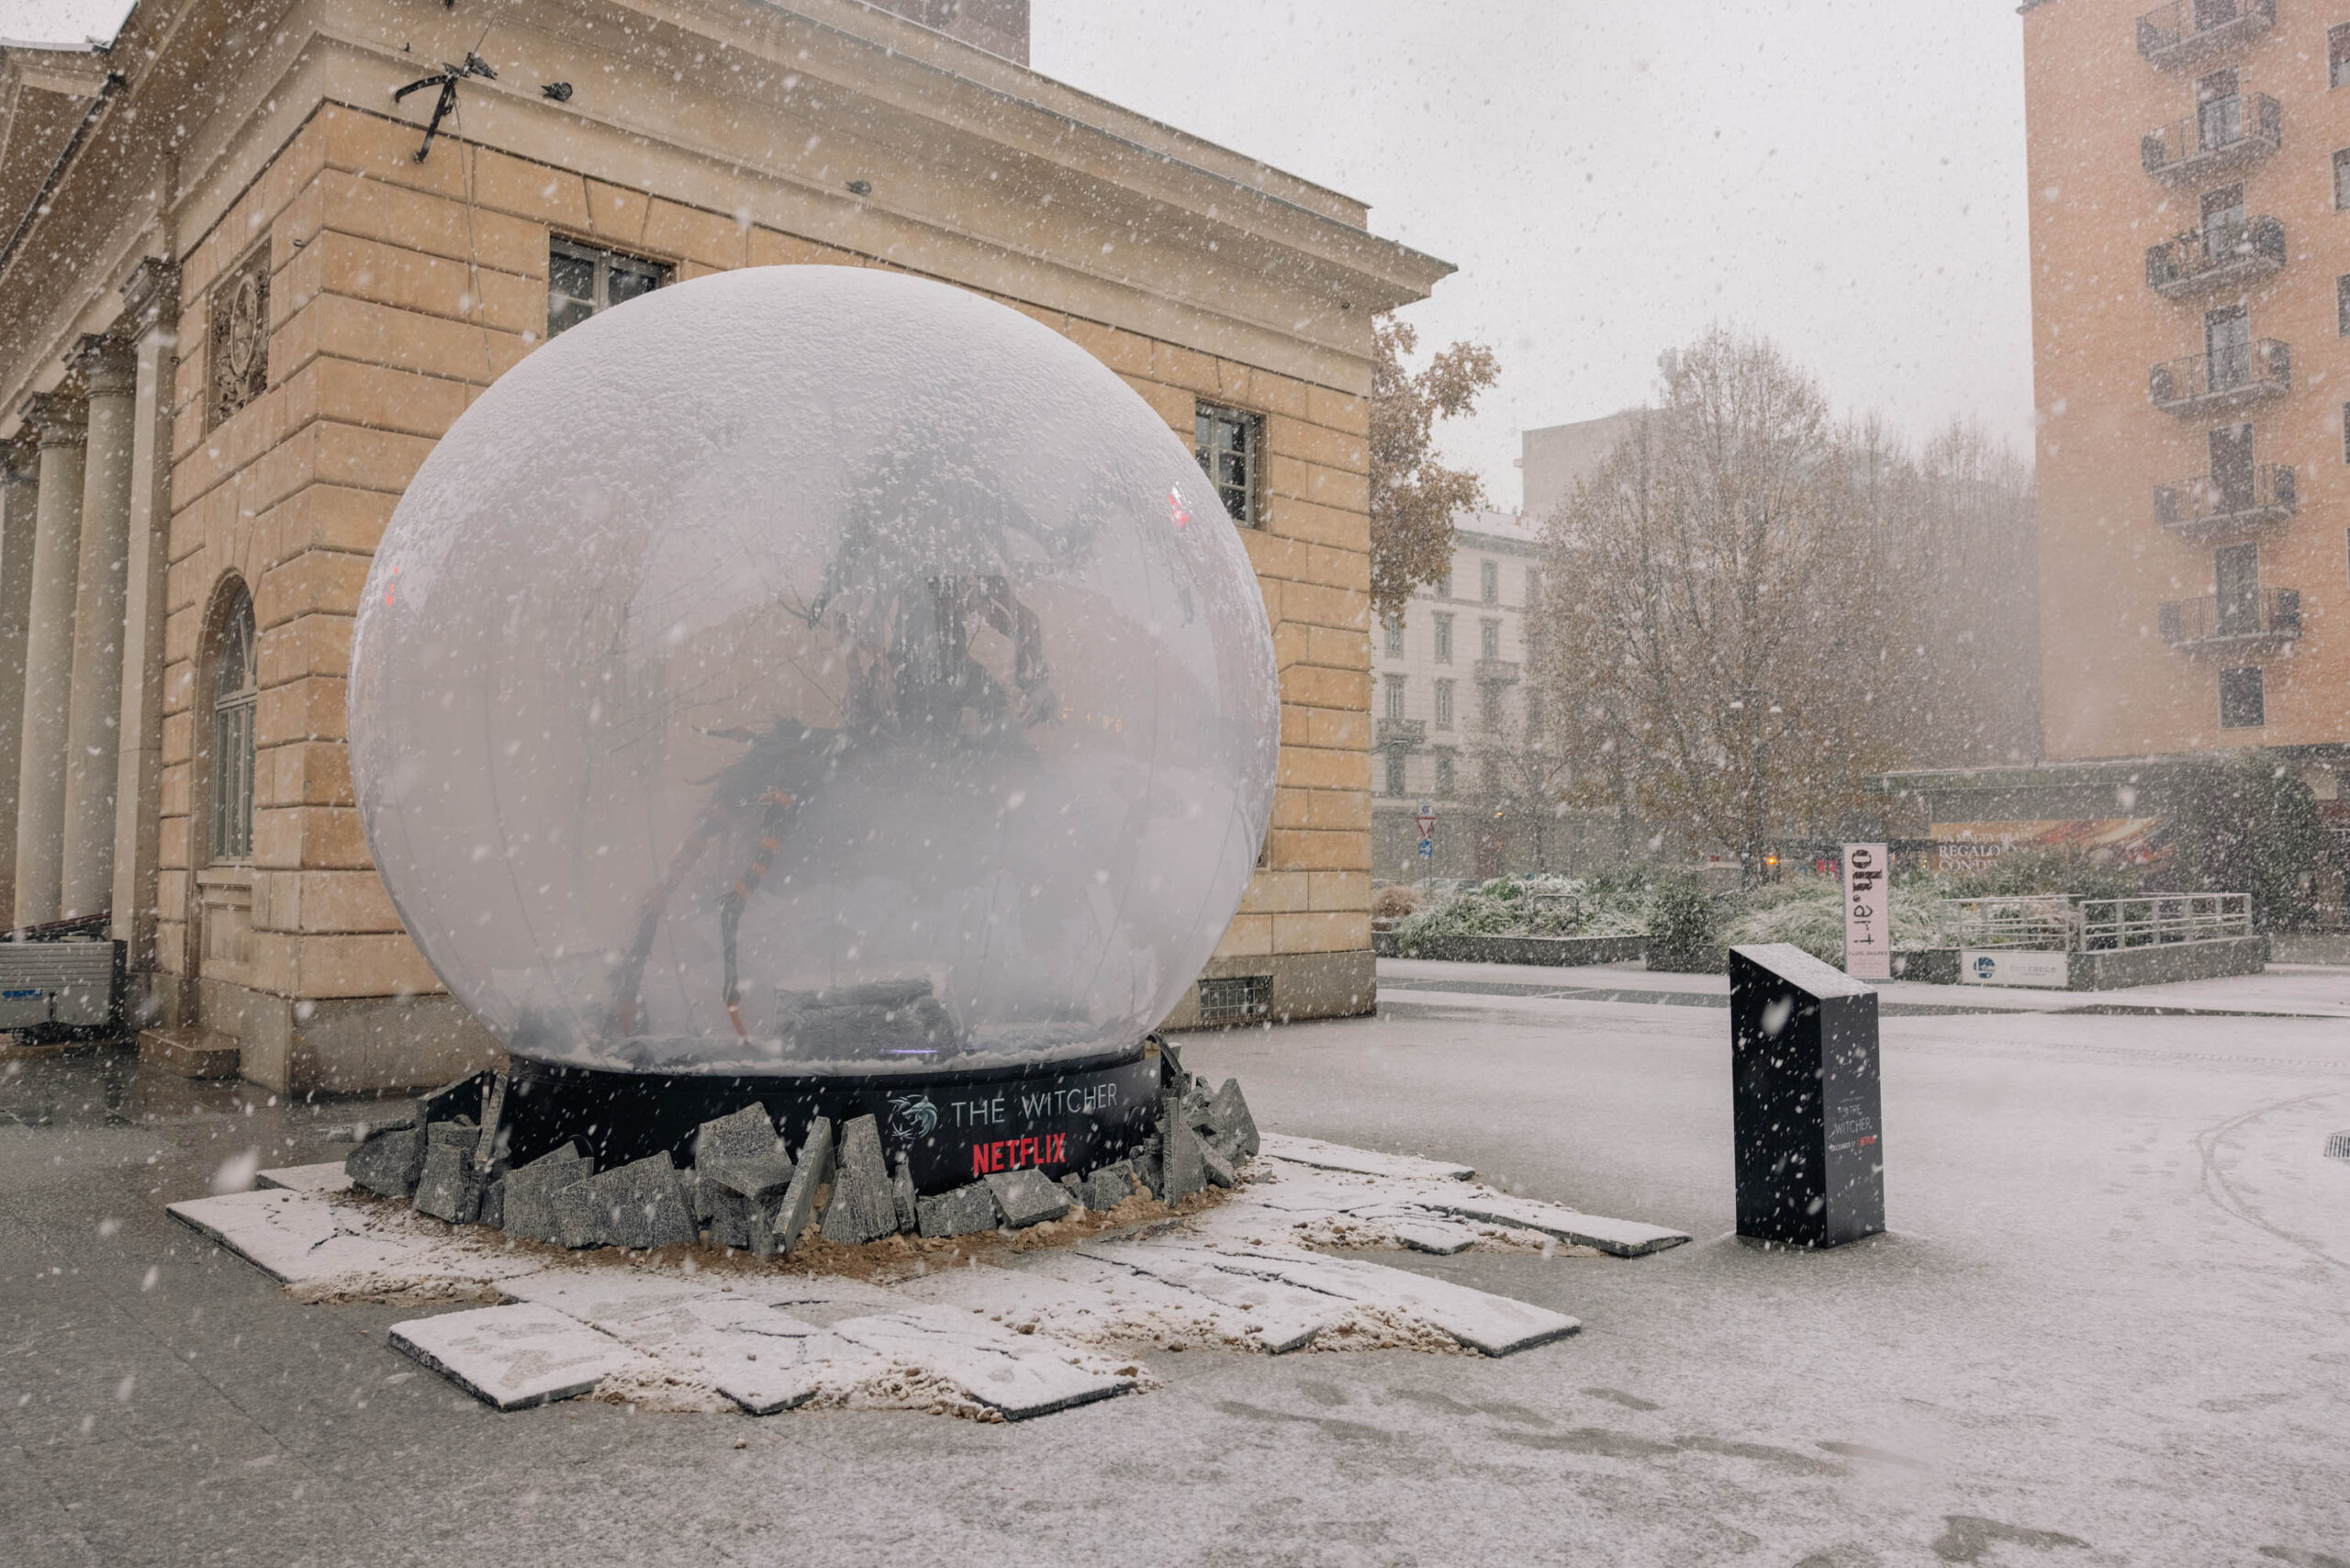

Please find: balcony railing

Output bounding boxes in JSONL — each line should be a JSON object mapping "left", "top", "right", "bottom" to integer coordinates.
{"left": 2142, "top": 93, "right": 2280, "bottom": 182}
{"left": 2136, "top": 0, "right": 2274, "bottom": 68}
{"left": 2154, "top": 463, "right": 2294, "bottom": 534}
{"left": 1375, "top": 717, "right": 1426, "bottom": 750}
{"left": 2144, "top": 215, "right": 2285, "bottom": 298}
{"left": 2148, "top": 339, "right": 2288, "bottom": 416}
{"left": 2159, "top": 587, "right": 2300, "bottom": 647}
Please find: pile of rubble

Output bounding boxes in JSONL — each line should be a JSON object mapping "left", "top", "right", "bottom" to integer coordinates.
{"left": 342, "top": 1043, "right": 1260, "bottom": 1262}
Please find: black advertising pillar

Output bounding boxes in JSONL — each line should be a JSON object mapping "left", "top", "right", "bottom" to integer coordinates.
{"left": 1729, "top": 942, "right": 1886, "bottom": 1248}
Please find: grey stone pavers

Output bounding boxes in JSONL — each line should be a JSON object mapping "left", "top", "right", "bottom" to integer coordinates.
{"left": 761, "top": 1117, "right": 833, "bottom": 1259}
{"left": 413, "top": 1143, "right": 485, "bottom": 1224}
{"left": 915, "top": 1181, "right": 1001, "bottom": 1238}
{"left": 983, "top": 1167, "right": 1070, "bottom": 1229}
{"left": 345, "top": 1122, "right": 428, "bottom": 1200}
{"left": 499, "top": 1144, "right": 589, "bottom": 1245}
{"left": 820, "top": 1114, "right": 900, "bottom": 1244}
{"left": 1203, "top": 1078, "right": 1260, "bottom": 1160}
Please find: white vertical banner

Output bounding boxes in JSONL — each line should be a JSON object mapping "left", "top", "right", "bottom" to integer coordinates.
{"left": 1841, "top": 843, "right": 1891, "bottom": 980}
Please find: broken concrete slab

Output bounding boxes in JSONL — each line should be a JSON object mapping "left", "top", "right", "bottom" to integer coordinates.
{"left": 1168, "top": 1242, "right": 1580, "bottom": 1357}
{"left": 499, "top": 1145, "right": 589, "bottom": 1245}
{"left": 828, "top": 1306, "right": 1134, "bottom": 1419}
{"left": 390, "top": 1302, "right": 647, "bottom": 1411}
{"left": 345, "top": 1123, "right": 428, "bottom": 1200}
{"left": 503, "top": 1273, "right": 831, "bottom": 1416}
{"left": 1077, "top": 1161, "right": 1139, "bottom": 1212}
{"left": 1402, "top": 1191, "right": 1692, "bottom": 1259}
{"left": 695, "top": 1105, "right": 797, "bottom": 1204}
{"left": 552, "top": 1181, "right": 612, "bottom": 1249}
{"left": 695, "top": 1103, "right": 783, "bottom": 1166}
{"left": 1203, "top": 1078, "right": 1260, "bottom": 1159}
{"left": 892, "top": 1157, "right": 917, "bottom": 1233}
{"left": 707, "top": 1185, "right": 754, "bottom": 1250}
{"left": 820, "top": 1114, "right": 899, "bottom": 1245}
{"left": 413, "top": 1143, "right": 485, "bottom": 1225}
{"left": 1256, "top": 1133, "right": 1475, "bottom": 1182}
{"left": 983, "top": 1167, "right": 1070, "bottom": 1228}
{"left": 414, "top": 1070, "right": 492, "bottom": 1130}
{"left": 915, "top": 1181, "right": 1000, "bottom": 1238}
{"left": 1200, "top": 1141, "right": 1237, "bottom": 1190}
{"left": 255, "top": 1162, "right": 352, "bottom": 1194}
{"left": 478, "top": 1172, "right": 506, "bottom": 1231}
{"left": 1159, "top": 1114, "right": 1206, "bottom": 1205}
{"left": 426, "top": 1118, "right": 477, "bottom": 1148}
{"left": 760, "top": 1116, "right": 832, "bottom": 1259}
{"left": 588, "top": 1155, "right": 698, "bottom": 1250}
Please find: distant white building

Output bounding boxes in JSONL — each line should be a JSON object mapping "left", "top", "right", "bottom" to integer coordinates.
{"left": 1371, "top": 413, "right": 1648, "bottom": 881}
{"left": 1371, "top": 509, "right": 1543, "bottom": 879}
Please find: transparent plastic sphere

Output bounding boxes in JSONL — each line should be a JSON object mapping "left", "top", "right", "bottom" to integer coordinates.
{"left": 349, "top": 266, "right": 1277, "bottom": 1076}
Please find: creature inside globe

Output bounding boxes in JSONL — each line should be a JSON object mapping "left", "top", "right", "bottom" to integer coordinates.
{"left": 348, "top": 266, "right": 1278, "bottom": 1078}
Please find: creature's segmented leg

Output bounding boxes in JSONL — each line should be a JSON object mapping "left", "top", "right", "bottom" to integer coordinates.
{"left": 613, "top": 814, "right": 723, "bottom": 1036}
{"left": 719, "top": 790, "right": 799, "bottom": 1039}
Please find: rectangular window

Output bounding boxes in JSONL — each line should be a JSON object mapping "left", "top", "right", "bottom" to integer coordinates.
{"left": 2333, "top": 24, "right": 2350, "bottom": 89}
{"left": 2341, "top": 403, "right": 2350, "bottom": 464}
{"left": 1480, "top": 683, "right": 1499, "bottom": 732}
{"left": 2215, "top": 542, "right": 2261, "bottom": 633}
{"left": 1437, "top": 568, "right": 1452, "bottom": 599}
{"left": 2219, "top": 666, "right": 2266, "bottom": 728}
{"left": 1526, "top": 566, "right": 1542, "bottom": 608}
{"left": 1481, "top": 756, "right": 1501, "bottom": 796}
{"left": 1383, "top": 674, "right": 1406, "bottom": 722}
{"left": 1193, "top": 402, "right": 1262, "bottom": 526}
{"left": 548, "top": 238, "right": 669, "bottom": 339}
{"left": 2335, "top": 150, "right": 2350, "bottom": 211}
{"left": 1433, "top": 613, "right": 1453, "bottom": 663}
{"left": 1481, "top": 619, "right": 1500, "bottom": 660}
{"left": 1436, "top": 751, "right": 1456, "bottom": 795}
{"left": 1526, "top": 690, "right": 1544, "bottom": 734}
{"left": 2339, "top": 275, "right": 2350, "bottom": 338}
{"left": 1435, "top": 679, "right": 1455, "bottom": 730}
{"left": 1383, "top": 613, "right": 1404, "bottom": 657}
{"left": 1480, "top": 560, "right": 1499, "bottom": 604}
{"left": 1384, "top": 751, "right": 1406, "bottom": 798}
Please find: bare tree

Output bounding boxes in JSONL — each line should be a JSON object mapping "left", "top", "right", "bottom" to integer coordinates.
{"left": 1536, "top": 330, "right": 1917, "bottom": 884}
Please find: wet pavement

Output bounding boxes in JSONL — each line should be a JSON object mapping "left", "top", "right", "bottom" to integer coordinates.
{"left": 2, "top": 983, "right": 2346, "bottom": 1566}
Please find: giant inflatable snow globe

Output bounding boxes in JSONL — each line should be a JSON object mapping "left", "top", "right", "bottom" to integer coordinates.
{"left": 347, "top": 267, "right": 1278, "bottom": 1177}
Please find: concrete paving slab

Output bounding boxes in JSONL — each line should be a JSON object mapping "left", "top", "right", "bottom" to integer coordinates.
{"left": 1258, "top": 1131, "right": 1476, "bottom": 1182}
{"left": 1403, "top": 1190, "right": 1692, "bottom": 1258}
{"left": 1167, "top": 1241, "right": 1582, "bottom": 1357}
{"left": 388, "top": 1302, "right": 650, "bottom": 1411}
{"left": 254, "top": 1161, "right": 352, "bottom": 1193}
{"left": 828, "top": 1305, "right": 1136, "bottom": 1419}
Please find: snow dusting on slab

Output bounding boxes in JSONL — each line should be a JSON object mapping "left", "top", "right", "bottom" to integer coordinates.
{"left": 173, "top": 1137, "right": 1684, "bottom": 1420}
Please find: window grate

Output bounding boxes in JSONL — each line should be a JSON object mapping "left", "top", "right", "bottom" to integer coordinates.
{"left": 2326, "top": 1131, "right": 2350, "bottom": 1161}
{"left": 1197, "top": 974, "right": 1272, "bottom": 1026}
{"left": 548, "top": 238, "right": 670, "bottom": 338}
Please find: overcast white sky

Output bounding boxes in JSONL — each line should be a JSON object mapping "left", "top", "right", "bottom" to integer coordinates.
{"left": 17, "top": 0, "right": 2034, "bottom": 510}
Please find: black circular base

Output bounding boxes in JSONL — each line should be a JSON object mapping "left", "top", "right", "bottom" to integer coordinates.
{"left": 502, "top": 1041, "right": 1163, "bottom": 1194}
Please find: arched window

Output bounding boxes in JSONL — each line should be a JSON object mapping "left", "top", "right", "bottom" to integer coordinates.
{"left": 208, "top": 585, "right": 256, "bottom": 862}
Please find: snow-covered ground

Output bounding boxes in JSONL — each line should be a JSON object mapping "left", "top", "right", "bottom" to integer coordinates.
{"left": 1, "top": 967, "right": 2344, "bottom": 1564}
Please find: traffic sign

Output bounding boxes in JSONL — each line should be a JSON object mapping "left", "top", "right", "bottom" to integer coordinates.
{"left": 1417, "top": 837, "right": 1434, "bottom": 859}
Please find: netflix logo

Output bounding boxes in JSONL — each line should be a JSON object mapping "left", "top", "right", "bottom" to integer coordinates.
{"left": 969, "top": 1132, "right": 1068, "bottom": 1178}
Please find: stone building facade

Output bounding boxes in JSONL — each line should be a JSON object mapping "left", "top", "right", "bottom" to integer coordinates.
{"left": 2016, "top": 0, "right": 2346, "bottom": 784}
{"left": 0, "top": 0, "right": 1447, "bottom": 1088}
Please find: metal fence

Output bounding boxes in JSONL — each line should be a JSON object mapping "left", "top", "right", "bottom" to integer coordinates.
{"left": 1942, "top": 895, "right": 2075, "bottom": 951}
{"left": 2077, "top": 893, "right": 2250, "bottom": 951}
{"left": 1938, "top": 893, "right": 2251, "bottom": 952}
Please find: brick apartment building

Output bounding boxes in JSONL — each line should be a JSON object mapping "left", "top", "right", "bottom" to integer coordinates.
{"left": 1890, "top": 0, "right": 2348, "bottom": 877}
{"left": 0, "top": 0, "right": 1448, "bottom": 1089}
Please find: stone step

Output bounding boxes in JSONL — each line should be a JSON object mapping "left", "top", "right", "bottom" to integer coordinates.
{"left": 139, "top": 1026, "right": 239, "bottom": 1080}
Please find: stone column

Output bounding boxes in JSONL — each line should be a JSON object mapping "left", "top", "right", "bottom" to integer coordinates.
{"left": 61, "top": 334, "right": 137, "bottom": 921}
{"left": 14, "top": 392, "right": 86, "bottom": 929}
{"left": 111, "top": 260, "right": 181, "bottom": 985}
{"left": 0, "top": 442, "right": 40, "bottom": 920}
